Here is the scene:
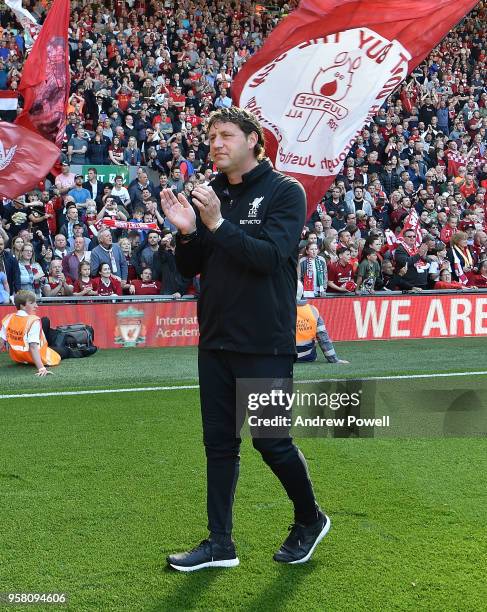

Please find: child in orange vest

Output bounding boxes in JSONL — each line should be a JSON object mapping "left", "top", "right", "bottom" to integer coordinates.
{"left": 0, "top": 290, "right": 60, "bottom": 376}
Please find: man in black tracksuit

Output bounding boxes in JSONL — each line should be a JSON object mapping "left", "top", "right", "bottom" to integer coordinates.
{"left": 161, "top": 107, "right": 330, "bottom": 571}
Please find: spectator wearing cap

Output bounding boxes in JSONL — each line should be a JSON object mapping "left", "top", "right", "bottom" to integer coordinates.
{"left": 55, "top": 162, "right": 76, "bottom": 196}
{"left": 59, "top": 207, "right": 87, "bottom": 242}
{"left": 67, "top": 125, "right": 89, "bottom": 165}
{"left": 68, "top": 175, "right": 91, "bottom": 207}
{"left": 67, "top": 223, "right": 90, "bottom": 251}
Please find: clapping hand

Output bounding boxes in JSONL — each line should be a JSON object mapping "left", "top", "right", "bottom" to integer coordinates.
{"left": 160, "top": 188, "right": 197, "bottom": 234}
{"left": 191, "top": 185, "right": 222, "bottom": 231}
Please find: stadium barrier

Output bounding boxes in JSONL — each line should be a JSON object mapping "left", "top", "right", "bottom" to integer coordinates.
{"left": 2, "top": 291, "right": 487, "bottom": 348}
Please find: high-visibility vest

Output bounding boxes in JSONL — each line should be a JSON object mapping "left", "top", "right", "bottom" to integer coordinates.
{"left": 1, "top": 313, "right": 61, "bottom": 367}
{"left": 296, "top": 304, "right": 318, "bottom": 346}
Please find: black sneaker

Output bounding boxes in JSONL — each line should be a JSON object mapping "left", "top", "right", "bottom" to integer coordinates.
{"left": 167, "top": 539, "right": 239, "bottom": 572}
{"left": 273, "top": 512, "right": 331, "bottom": 564}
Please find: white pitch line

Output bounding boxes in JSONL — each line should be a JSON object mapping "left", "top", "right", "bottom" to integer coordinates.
{"left": 1, "top": 370, "right": 487, "bottom": 400}
{"left": 0, "top": 384, "right": 199, "bottom": 400}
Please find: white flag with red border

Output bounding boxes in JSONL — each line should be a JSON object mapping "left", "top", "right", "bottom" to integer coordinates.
{"left": 232, "top": 0, "right": 478, "bottom": 216}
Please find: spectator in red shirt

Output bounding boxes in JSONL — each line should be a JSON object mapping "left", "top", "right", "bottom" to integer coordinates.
{"left": 128, "top": 267, "right": 161, "bottom": 295}
{"left": 327, "top": 247, "right": 355, "bottom": 293}
{"left": 440, "top": 215, "right": 459, "bottom": 244}
{"left": 91, "top": 263, "right": 122, "bottom": 296}
{"left": 73, "top": 261, "right": 97, "bottom": 296}
{"left": 435, "top": 268, "right": 471, "bottom": 290}
{"left": 467, "top": 259, "right": 487, "bottom": 288}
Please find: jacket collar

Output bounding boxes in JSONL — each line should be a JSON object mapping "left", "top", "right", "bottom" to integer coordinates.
{"left": 211, "top": 158, "right": 272, "bottom": 192}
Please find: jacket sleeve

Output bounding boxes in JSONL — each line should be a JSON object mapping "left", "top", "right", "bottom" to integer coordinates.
{"left": 12, "top": 257, "right": 21, "bottom": 293}
{"left": 90, "top": 248, "right": 100, "bottom": 277}
{"left": 210, "top": 179, "right": 306, "bottom": 275}
{"left": 174, "top": 209, "right": 214, "bottom": 278}
{"left": 117, "top": 248, "right": 128, "bottom": 280}
{"left": 394, "top": 246, "right": 421, "bottom": 268}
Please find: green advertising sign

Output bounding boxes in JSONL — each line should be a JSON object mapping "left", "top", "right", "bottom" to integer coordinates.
{"left": 80, "top": 165, "right": 129, "bottom": 185}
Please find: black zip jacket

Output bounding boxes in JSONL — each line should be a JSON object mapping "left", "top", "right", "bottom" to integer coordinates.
{"left": 175, "top": 159, "right": 306, "bottom": 355}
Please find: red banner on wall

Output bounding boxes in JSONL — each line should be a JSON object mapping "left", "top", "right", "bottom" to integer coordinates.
{"left": 1, "top": 294, "right": 487, "bottom": 349}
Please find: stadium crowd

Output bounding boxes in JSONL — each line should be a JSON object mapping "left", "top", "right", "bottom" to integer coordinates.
{"left": 0, "top": 0, "right": 486, "bottom": 303}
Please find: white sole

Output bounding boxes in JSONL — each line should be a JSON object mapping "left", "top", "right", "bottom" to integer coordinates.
{"left": 169, "top": 557, "right": 239, "bottom": 572}
{"left": 288, "top": 515, "right": 331, "bottom": 564}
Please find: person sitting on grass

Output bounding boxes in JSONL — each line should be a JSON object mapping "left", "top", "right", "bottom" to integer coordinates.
{"left": 0, "top": 290, "right": 96, "bottom": 377}
{"left": 296, "top": 281, "right": 348, "bottom": 364}
{"left": 91, "top": 262, "right": 123, "bottom": 296}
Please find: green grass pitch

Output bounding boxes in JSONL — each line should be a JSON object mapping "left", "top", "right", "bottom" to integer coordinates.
{"left": 1, "top": 338, "right": 486, "bottom": 611}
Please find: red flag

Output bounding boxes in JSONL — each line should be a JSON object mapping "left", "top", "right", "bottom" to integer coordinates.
{"left": 384, "top": 209, "right": 422, "bottom": 254}
{"left": 0, "top": 122, "right": 61, "bottom": 199}
{"left": 232, "top": 0, "right": 478, "bottom": 217}
{"left": 15, "top": 0, "right": 70, "bottom": 149}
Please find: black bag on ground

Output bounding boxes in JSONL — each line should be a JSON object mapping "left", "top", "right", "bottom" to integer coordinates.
{"left": 52, "top": 324, "right": 95, "bottom": 350}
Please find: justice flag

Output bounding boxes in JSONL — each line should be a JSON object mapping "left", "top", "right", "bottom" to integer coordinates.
{"left": 4, "top": 0, "right": 41, "bottom": 51}
{"left": 15, "top": 0, "right": 70, "bottom": 149}
{"left": 232, "top": 0, "right": 479, "bottom": 216}
{"left": 0, "top": 121, "right": 61, "bottom": 199}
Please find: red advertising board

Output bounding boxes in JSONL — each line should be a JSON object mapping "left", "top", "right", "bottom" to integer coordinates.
{"left": 1, "top": 293, "right": 487, "bottom": 348}
{"left": 310, "top": 293, "right": 487, "bottom": 341}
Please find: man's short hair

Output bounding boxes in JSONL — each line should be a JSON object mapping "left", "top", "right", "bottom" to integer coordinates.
{"left": 207, "top": 107, "right": 265, "bottom": 159}
{"left": 14, "top": 290, "right": 36, "bottom": 309}
{"left": 337, "top": 246, "right": 351, "bottom": 256}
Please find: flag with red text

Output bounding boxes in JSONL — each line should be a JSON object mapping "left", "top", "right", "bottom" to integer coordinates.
{"left": 15, "top": 0, "right": 70, "bottom": 149}
{"left": 232, "top": 0, "right": 478, "bottom": 216}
